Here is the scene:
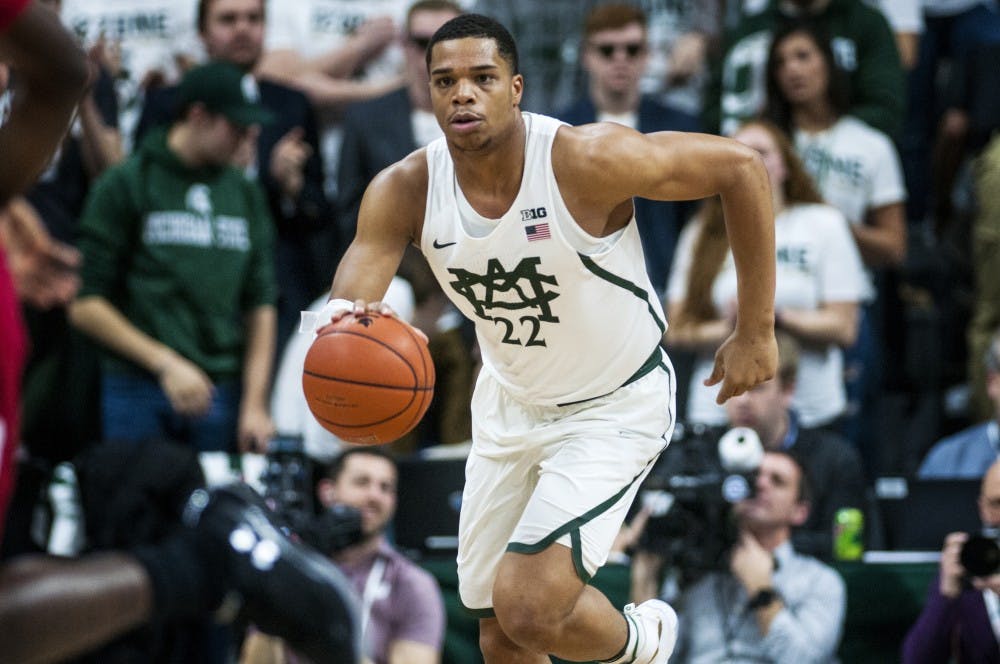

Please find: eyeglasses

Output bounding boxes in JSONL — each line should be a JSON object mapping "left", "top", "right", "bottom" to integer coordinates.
{"left": 591, "top": 42, "right": 645, "bottom": 59}
{"left": 408, "top": 34, "right": 433, "bottom": 51}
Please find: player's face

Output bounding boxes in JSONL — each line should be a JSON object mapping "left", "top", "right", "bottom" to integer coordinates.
{"left": 201, "top": 0, "right": 265, "bottom": 70}
{"left": 736, "top": 453, "right": 807, "bottom": 530}
{"left": 428, "top": 37, "right": 524, "bottom": 152}
{"left": 330, "top": 455, "right": 398, "bottom": 537}
{"left": 773, "top": 32, "right": 828, "bottom": 108}
{"left": 583, "top": 22, "right": 648, "bottom": 98}
{"left": 733, "top": 124, "right": 787, "bottom": 190}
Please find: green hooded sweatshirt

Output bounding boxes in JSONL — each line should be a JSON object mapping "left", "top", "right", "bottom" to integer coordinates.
{"left": 78, "top": 128, "right": 277, "bottom": 380}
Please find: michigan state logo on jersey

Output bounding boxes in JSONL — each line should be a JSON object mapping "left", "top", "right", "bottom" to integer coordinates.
{"left": 447, "top": 257, "right": 560, "bottom": 347}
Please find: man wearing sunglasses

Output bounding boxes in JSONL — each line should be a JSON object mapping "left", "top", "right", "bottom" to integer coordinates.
{"left": 557, "top": 3, "right": 700, "bottom": 298}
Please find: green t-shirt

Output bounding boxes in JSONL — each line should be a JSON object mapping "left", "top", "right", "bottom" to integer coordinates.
{"left": 78, "top": 128, "right": 277, "bottom": 379}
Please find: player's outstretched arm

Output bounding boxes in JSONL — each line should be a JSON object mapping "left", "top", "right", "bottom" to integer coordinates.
{"left": 0, "top": 1, "right": 88, "bottom": 205}
{"left": 328, "top": 152, "right": 426, "bottom": 312}
{"left": 558, "top": 125, "right": 777, "bottom": 402}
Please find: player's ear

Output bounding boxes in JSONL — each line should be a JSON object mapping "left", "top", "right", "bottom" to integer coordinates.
{"left": 511, "top": 73, "right": 523, "bottom": 107}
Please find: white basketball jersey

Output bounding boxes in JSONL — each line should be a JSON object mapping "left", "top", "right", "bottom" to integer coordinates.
{"left": 421, "top": 113, "right": 667, "bottom": 405}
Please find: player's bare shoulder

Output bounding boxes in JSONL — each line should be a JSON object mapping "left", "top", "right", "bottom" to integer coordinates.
{"left": 551, "top": 121, "right": 654, "bottom": 208}
{"left": 553, "top": 122, "right": 649, "bottom": 187}
{"left": 360, "top": 147, "right": 430, "bottom": 242}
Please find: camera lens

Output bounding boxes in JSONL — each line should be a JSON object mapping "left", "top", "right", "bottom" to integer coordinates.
{"left": 960, "top": 535, "right": 1000, "bottom": 577}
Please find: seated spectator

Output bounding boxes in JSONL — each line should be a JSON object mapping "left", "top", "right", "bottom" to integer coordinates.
{"left": 919, "top": 330, "right": 1000, "bottom": 478}
{"left": 555, "top": 2, "right": 700, "bottom": 297}
{"left": 256, "top": 0, "right": 411, "bottom": 199}
{"left": 59, "top": 0, "right": 203, "bottom": 148}
{"left": 725, "top": 332, "right": 867, "bottom": 559}
{"left": 470, "top": 0, "right": 596, "bottom": 114}
{"left": 704, "top": 0, "right": 904, "bottom": 137}
{"left": 638, "top": 0, "right": 722, "bottom": 116}
{"left": 901, "top": 458, "right": 1000, "bottom": 663}
{"left": 667, "top": 120, "right": 868, "bottom": 430}
{"left": 940, "top": 42, "right": 1000, "bottom": 420}
{"left": 673, "top": 450, "right": 846, "bottom": 662}
{"left": 69, "top": 62, "right": 278, "bottom": 455}
{"left": 136, "top": 0, "right": 332, "bottom": 349}
{"left": 765, "top": 21, "right": 907, "bottom": 269}
{"left": 764, "top": 19, "right": 907, "bottom": 471}
{"left": 241, "top": 447, "right": 446, "bottom": 664}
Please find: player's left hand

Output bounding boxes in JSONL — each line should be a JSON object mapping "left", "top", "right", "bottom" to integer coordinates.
{"left": 704, "top": 326, "right": 777, "bottom": 404}
{"left": 343, "top": 299, "right": 430, "bottom": 344}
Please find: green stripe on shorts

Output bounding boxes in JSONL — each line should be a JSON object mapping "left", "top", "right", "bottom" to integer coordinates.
{"left": 506, "top": 458, "right": 657, "bottom": 583}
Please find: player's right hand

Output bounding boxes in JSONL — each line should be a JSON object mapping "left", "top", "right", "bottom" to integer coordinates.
{"left": 705, "top": 327, "right": 777, "bottom": 404}
{"left": 159, "top": 353, "right": 215, "bottom": 417}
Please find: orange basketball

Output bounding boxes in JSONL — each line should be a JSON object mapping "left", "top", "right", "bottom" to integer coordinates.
{"left": 302, "top": 312, "right": 435, "bottom": 445}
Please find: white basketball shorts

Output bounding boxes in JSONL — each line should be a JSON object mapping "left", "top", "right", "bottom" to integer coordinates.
{"left": 456, "top": 351, "right": 676, "bottom": 614}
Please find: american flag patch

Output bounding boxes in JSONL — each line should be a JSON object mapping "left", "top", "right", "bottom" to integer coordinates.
{"left": 525, "top": 223, "right": 551, "bottom": 242}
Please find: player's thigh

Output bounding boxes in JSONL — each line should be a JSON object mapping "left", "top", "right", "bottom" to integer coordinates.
{"left": 509, "top": 366, "right": 674, "bottom": 581}
{"left": 456, "top": 448, "right": 538, "bottom": 612}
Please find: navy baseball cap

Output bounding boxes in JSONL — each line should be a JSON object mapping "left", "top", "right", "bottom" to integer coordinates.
{"left": 177, "top": 61, "right": 275, "bottom": 127}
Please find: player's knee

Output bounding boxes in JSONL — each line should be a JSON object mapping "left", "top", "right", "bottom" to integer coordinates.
{"left": 493, "top": 576, "right": 565, "bottom": 651}
{"left": 479, "top": 618, "right": 524, "bottom": 660}
{"left": 494, "top": 601, "right": 554, "bottom": 652}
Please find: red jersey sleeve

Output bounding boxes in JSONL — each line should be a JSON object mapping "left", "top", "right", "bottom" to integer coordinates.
{"left": 0, "top": 0, "right": 32, "bottom": 33}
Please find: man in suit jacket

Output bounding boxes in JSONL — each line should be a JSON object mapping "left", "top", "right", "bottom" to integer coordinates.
{"left": 136, "top": 0, "right": 331, "bottom": 348}
{"left": 337, "top": 0, "right": 463, "bottom": 243}
{"left": 902, "top": 458, "right": 1000, "bottom": 663}
{"left": 555, "top": 3, "right": 700, "bottom": 297}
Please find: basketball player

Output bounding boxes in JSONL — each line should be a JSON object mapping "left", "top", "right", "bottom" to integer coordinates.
{"left": 0, "top": 4, "right": 359, "bottom": 663}
{"left": 313, "top": 13, "right": 778, "bottom": 664}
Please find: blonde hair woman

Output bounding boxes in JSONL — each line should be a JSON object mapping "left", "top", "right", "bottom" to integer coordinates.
{"left": 667, "top": 119, "right": 870, "bottom": 429}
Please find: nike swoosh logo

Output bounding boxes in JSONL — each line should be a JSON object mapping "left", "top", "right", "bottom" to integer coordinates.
{"left": 433, "top": 239, "right": 457, "bottom": 249}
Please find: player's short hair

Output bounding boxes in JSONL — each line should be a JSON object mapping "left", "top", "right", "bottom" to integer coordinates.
{"left": 583, "top": 3, "right": 647, "bottom": 38}
{"left": 197, "top": 0, "right": 265, "bottom": 34}
{"left": 426, "top": 13, "right": 519, "bottom": 75}
{"left": 324, "top": 446, "right": 398, "bottom": 482}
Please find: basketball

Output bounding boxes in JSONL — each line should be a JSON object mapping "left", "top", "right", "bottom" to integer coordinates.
{"left": 302, "top": 312, "right": 435, "bottom": 445}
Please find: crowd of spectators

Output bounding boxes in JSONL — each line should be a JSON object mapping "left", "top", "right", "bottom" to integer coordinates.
{"left": 3, "top": 0, "right": 1000, "bottom": 661}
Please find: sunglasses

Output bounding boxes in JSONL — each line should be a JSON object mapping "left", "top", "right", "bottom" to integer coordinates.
{"left": 591, "top": 42, "right": 645, "bottom": 59}
{"left": 409, "top": 34, "right": 433, "bottom": 50}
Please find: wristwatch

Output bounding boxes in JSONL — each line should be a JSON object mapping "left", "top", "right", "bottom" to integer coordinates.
{"left": 746, "top": 587, "right": 780, "bottom": 611}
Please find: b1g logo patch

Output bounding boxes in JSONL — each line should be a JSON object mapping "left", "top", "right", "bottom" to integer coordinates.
{"left": 520, "top": 207, "right": 547, "bottom": 221}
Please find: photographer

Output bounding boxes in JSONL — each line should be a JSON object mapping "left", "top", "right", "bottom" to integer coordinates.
{"left": 674, "top": 450, "right": 845, "bottom": 663}
{"left": 244, "top": 446, "right": 445, "bottom": 664}
{"left": 724, "top": 333, "right": 867, "bottom": 560}
{"left": 901, "top": 458, "right": 1000, "bottom": 663}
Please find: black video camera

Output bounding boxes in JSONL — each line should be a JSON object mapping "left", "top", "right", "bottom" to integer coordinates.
{"left": 639, "top": 424, "right": 764, "bottom": 584}
{"left": 960, "top": 528, "right": 1000, "bottom": 577}
{"left": 260, "top": 436, "right": 363, "bottom": 555}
